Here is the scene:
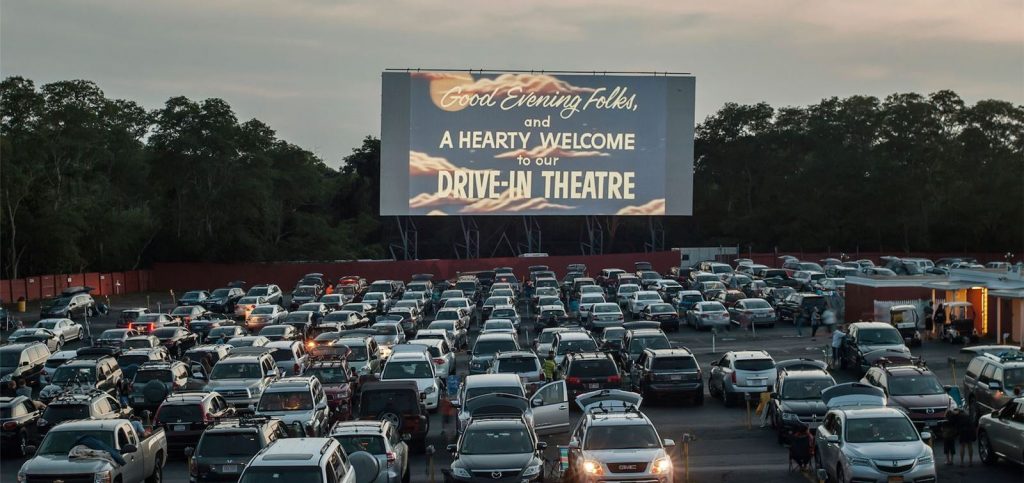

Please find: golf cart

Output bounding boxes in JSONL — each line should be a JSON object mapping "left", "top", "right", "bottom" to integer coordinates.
{"left": 889, "top": 304, "right": 923, "bottom": 347}
{"left": 940, "top": 302, "right": 978, "bottom": 344}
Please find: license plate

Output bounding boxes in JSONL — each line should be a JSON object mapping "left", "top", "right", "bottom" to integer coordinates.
{"left": 174, "top": 424, "right": 186, "bottom": 432}
{"left": 222, "top": 465, "right": 238, "bottom": 473}
{"left": 749, "top": 378, "right": 766, "bottom": 385}
{"left": 588, "top": 383, "right": 600, "bottom": 389}
{"left": 670, "top": 375, "right": 683, "bottom": 381}
{"left": 887, "top": 477, "right": 903, "bottom": 483}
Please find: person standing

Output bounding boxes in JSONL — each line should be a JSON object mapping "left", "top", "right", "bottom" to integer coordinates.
{"left": 542, "top": 350, "right": 557, "bottom": 381}
{"left": 924, "top": 301, "right": 934, "bottom": 340}
{"left": 810, "top": 307, "right": 822, "bottom": 340}
{"left": 941, "top": 409, "right": 960, "bottom": 465}
{"left": 831, "top": 324, "right": 847, "bottom": 369}
{"left": 934, "top": 303, "right": 946, "bottom": 339}
{"left": 954, "top": 406, "right": 976, "bottom": 466}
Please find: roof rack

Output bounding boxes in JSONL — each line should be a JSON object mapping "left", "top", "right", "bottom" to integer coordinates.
{"left": 875, "top": 356, "right": 927, "bottom": 370}
{"left": 50, "top": 387, "right": 109, "bottom": 401}
{"left": 210, "top": 415, "right": 275, "bottom": 428}
{"left": 982, "top": 350, "right": 1024, "bottom": 363}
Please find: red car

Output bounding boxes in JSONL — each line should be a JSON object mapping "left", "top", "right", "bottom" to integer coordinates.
{"left": 304, "top": 346, "right": 355, "bottom": 421}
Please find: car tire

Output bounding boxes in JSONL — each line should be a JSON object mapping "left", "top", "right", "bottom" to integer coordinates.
{"left": 146, "top": 453, "right": 164, "bottom": 483}
{"left": 978, "top": 431, "right": 997, "bottom": 465}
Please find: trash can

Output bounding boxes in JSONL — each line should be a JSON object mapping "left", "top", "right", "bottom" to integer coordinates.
{"left": 17, "top": 296, "right": 26, "bottom": 313}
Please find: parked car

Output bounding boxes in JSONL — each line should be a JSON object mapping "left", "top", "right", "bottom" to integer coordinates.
{"left": 860, "top": 362, "right": 955, "bottom": 430}
{"left": 728, "top": 298, "right": 778, "bottom": 328}
{"left": 330, "top": 420, "right": 410, "bottom": 483}
{"left": 254, "top": 375, "right": 330, "bottom": 436}
{"left": 33, "top": 318, "right": 84, "bottom": 344}
{"left": 172, "top": 305, "right": 208, "bottom": 327}
{"left": 234, "top": 296, "right": 267, "bottom": 320}
{"left": 128, "top": 360, "right": 208, "bottom": 411}
{"left": 19, "top": 419, "right": 168, "bottom": 483}
{"left": 186, "top": 415, "right": 289, "bottom": 482}
{"left": 355, "top": 380, "right": 430, "bottom": 452}
{"left": 0, "top": 395, "right": 41, "bottom": 456}
{"left": 95, "top": 328, "right": 140, "bottom": 350}
{"left": 36, "top": 389, "right": 133, "bottom": 440}
{"left": 7, "top": 328, "right": 62, "bottom": 352}
{"left": 206, "top": 349, "right": 281, "bottom": 408}
{"left": 179, "top": 290, "right": 211, "bottom": 307}
{"left": 245, "top": 304, "right": 288, "bottom": 333}
{"left": 469, "top": 332, "right": 520, "bottom": 375}
{"left": 488, "top": 351, "right": 545, "bottom": 392}
{"left": 962, "top": 351, "right": 1024, "bottom": 422}
{"left": 39, "top": 287, "right": 96, "bottom": 320}
{"left": 768, "top": 367, "right": 836, "bottom": 444}
{"left": 38, "top": 355, "right": 122, "bottom": 403}
{"left": 246, "top": 284, "right": 283, "bottom": 306}
{"left": 708, "top": 350, "right": 777, "bottom": 407}
{"left": 379, "top": 351, "right": 441, "bottom": 411}
{"left": 629, "top": 348, "right": 703, "bottom": 404}
{"left": 131, "top": 312, "right": 177, "bottom": 334}
{"left": 556, "top": 352, "right": 621, "bottom": 401}
{"left": 977, "top": 395, "right": 1024, "bottom": 466}
{"left": 155, "top": 391, "right": 234, "bottom": 455}
{"left": 237, "top": 437, "right": 349, "bottom": 482}
{"left": 203, "top": 287, "right": 245, "bottom": 313}
{"left": 152, "top": 326, "right": 199, "bottom": 358}
{"left": 640, "top": 302, "right": 680, "bottom": 332}
{"left": 838, "top": 322, "right": 911, "bottom": 373}
{"left": 446, "top": 415, "right": 546, "bottom": 483}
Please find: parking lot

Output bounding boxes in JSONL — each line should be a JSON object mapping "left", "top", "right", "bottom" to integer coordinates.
{"left": 1, "top": 290, "right": 1020, "bottom": 483}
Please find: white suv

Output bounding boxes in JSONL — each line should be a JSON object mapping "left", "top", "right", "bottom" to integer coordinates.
{"left": 239, "top": 437, "right": 353, "bottom": 483}
{"left": 379, "top": 351, "right": 441, "bottom": 410}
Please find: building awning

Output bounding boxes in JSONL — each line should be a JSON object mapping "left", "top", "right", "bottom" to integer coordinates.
{"left": 990, "top": 288, "right": 1024, "bottom": 299}
{"left": 921, "top": 281, "right": 976, "bottom": 290}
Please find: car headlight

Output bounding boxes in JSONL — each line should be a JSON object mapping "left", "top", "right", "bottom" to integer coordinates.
{"left": 582, "top": 460, "right": 604, "bottom": 475}
{"left": 917, "top": 454, "right": 933, "bottom": 465}
{"left": 425, "top": 386, "right": 436, "bottom": 394}
{"left": 651, "top": 456, "right": 672, "bottom": 474}
{"left": 849, "top": 457, "right": 871, "bottom": 466}
{"left": 782, "top": 412, "right": 800, "bottom": 421}
{"left": 522, "top": 464, "right": 542, "bottom": 477}
{"left": 452, "top": 467, "right": 471, "bottom": 478}
{"left": 94, "top": 470, "right": 113, "bottom": 483}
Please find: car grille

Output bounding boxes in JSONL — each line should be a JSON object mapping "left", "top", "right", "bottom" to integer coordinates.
{"left": 471, "top": 469, "right": 521, "bottom": 479}
{"left": 27, "top": 474, "right": 93, "bottom": 483}
{"left": 873, "top": 459, "right": 915, "bottom": 474}
{"left": 218, "top": 389, "right": 250, "bottom": 399}
{"left": 607, "top": 462, "right": 649, "bottom": 473}
{"left": 908, "top": 407, "right": 946, "bottom": 416}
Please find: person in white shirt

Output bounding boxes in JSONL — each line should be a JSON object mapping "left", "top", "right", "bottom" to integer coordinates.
{"left": 831, "top": 324, "right": 846, "bottom": 369}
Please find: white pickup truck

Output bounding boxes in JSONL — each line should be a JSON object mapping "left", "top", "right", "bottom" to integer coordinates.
{"left": 18, "top": 419, "right": 167, "bottom": 483}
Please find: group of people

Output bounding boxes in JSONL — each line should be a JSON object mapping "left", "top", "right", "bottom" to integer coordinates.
{"left": 794, "top": 305, "right": 837, "bottom": 339}
{"left": 1, "top": 377, "right": 34, "bottom": 398}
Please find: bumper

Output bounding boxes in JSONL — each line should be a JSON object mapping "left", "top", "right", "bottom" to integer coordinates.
{"left": 725, "top": 384, "right": 771, "bottom": 395}
{"left": 647, "top": 382, "right": 702, "bottom": 395}
{"left": 847, "top": 462, "right": 935, "bottom": 483}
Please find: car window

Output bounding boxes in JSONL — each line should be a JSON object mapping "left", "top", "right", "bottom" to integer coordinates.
{"left": 980, "top": 364, "right": 996, "bottom": 382}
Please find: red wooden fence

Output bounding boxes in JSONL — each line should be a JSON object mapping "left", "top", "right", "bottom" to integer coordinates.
{"left": 0, "top": 270, "right": 154, "bottom": 303}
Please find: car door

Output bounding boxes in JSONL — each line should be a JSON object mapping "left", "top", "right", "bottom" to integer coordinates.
{"left": 117, "top": 425, "right": 146, "bottom": 482}
{"left": 816, "top": 414, "right": 840, "bottom": 474}
{"left": 978, "top": 364, "right": 998, "bottom": 411}
{"left": 988, "top": 400, "right": 1018, "bottom": 455}
{"left": 531, "top": 380, "right": 569, "bottom": 435}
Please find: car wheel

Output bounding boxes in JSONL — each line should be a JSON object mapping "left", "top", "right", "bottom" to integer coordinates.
{"left": 379, "top": 412, "right": 401, "bottom": 428}
{"left": 836, "top": 465, "right": 844, "bottom": 483}
{"left": 978, "top": 431, "right": 997, "bottom": 465}
{"left": 146, "top": 454, "right": 164, "bottom": 483}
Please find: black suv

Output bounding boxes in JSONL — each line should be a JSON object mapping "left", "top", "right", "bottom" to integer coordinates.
{"left": 556, "top": 352, "right": 621, "bottom": 401}
{"left": 38, "top": 354, "right": 123, "bottom": 403}
{"left": 356, "top": 380, "right": 430, "bottom": 452}
{"left": 203, "top": 287, "right": 246, "bottom": 313}
{"left": 629, "top": 348, "right": 703, "bottom": 404}
{"left": 862, "top": 362, "right": 954, "bottom": 430}
{"left": 37, "top": 389, "right": 132, "bottom": 440}
{"left": 774, "top": 293, "right": 826, "bottom": 323}
{"left": 155, "top": 391, "right": 235, "bottom": 455}
{"left": 186, "top": 416, "right": 289, "bottom": 482}
{"left": 768, "top": 368, "right": 836, "bottom": 444}
{"left": 0, "top": 395, "right": 42, "bottom": 456}
{"left": 446, "top": 416, "right": 545, "bottom": 483}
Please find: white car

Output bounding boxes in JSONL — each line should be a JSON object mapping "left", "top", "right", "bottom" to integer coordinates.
{"left": 33, "top": 318, "right": 84, "bottom": 344}
{"left": 407, "top": 338, "right": 456, "bottom": 376}
{"left": 481, "top": 319, "right": 516, "bottom": 334}
{"left": 615, "top": 283, "right": 641, "bottom": 307}
{"left": 578, "top": 293, "right": 606, "bottom": 320}
{"left": 627, "top": 291, "right": 663, "bottom": 318}
{"left": 443, "top": 297, "right": 475, "bottom": 317}
{"left": 379, "top": 351, "right": 441, "bottom": 410}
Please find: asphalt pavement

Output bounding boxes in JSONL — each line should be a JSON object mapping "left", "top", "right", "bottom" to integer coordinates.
{"left": 1, "top": 293, "right": 1020, "bottom": 482}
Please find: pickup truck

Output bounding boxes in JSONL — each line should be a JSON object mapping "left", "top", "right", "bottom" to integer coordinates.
{"left": 19, "top": 419, "right": 167, "bottom": 483}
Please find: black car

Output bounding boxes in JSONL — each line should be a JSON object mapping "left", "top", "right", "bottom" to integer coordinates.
{"left": 774, "top": 293, "right": 827, "bottom": 323}
{"left": 768, "top": 369, "right": 836, "bottom": 444}
{"left": 188, "top": 313, "right": 235, "bottom": 343}
{"left": 281, "top": 311, "right": 315, "bottom": 339}
{"left": 179, "top": 290, "right": 211, "bottom": 307}
{"left": 259, "top": 324, "right": 300, "bottom": 342}
{"left": 203, "top": 287, "right": 245, "bottom": 313}
{"left": 446, "top": 416, "right": 545, "bottom": 483}
{"left": 39, "top": 286, "right": 96, "bottom": 320}
{"left": 289, "top": 285, "right": 321, "bottom": 310}
{"left": 556, "top": 352, "right": 621, "bottom": 402}
{"left": 152, "top": 326, "right": 199, "bottom": 358}
{"left": 641, "top": 303, "right": 680, "bottom": 332}
{"left": 356, "top": 380, "right": 430, "bottom": 452}
{"left": 629, "top": 348, "right": 703, "bottom": 404}
{"left": 0, "top": 396, "right": 42, "bottom": 456}
{"left": 186, "top": 416, "right": 289, "bottom": 482}
{"left": 155, "top": 391, "right": 235, "bottom": 455}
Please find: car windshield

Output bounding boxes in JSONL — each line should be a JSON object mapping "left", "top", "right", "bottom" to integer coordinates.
{"left": 473, "top": 339, "right": 517, "bottom": 356}
{"left": 44, "top": 297, "right": 72, "bottom": 309}
{"left": 293, "top": 287, "right": 315, "bottom": 296}
{"left": 434, "top": 311, "right": 458, "bottom": 321}
{"left": 856, "top": 329, "right": 903, "bottom": 345}
{"left": 38, "top": 430, "right": 115, "bottom": 455}
{"left": 492, "top": 309, "right": 516, "bottom": 318}
{"left": 461, "top": 427, "right": 534, "bottom": 455}
{"left": 540, "top": 310, "right": 565, "bottom": 318}
{"left": 252, "top": 307, "right": 275, "bottom": 315}
{"left": 182, "top": 291, "right": 204, "bottom": 300}
{"left": 239, "top": 467, "right": 322, "bottom": 483}
{"left": 261, "top": 326, "right": 289, "bottom": 336}
{"left": 134, "top": 369, "right": 172, "bottom": 384}
{"left": 152, "top": 328, "right": 178, "bottom": 338}
{"left": 360, "top": 389, "right": 417, "bottom": 414}
{"left": 373, "top": 325, "right": 399, "bottom": 336}
{"left": 36, "top": 320, "right": 60, "bottom": 329}
{"left": 845, "top": 417, "right": 919, "bottom": 443}
{"left": 782, "top": 379, "right": 834, "bottom": 400}
{"left": 211, "top": 362, "right": 262, "bottom": 380}
{"left": 734, "top": 359, "right": 775, "bottom": 371}
{"left": 652, "top": 357, "right": 697, "bottom": 371}
{"left": 888, "top": 375, "right": 945, "bottom": 396}
{"left": 211, "top": 289, "right": 231, "bottom": 297}
{"left": 496, "top": 357, "right": 538, "bottom": 373}
{"left": 52, "top": 366, "right": 95, "bottom": 384}
{"left": 680, "top": 295, "right": 702, "bottom": 304}
{"left": 569, "top": 359, "right": 617, "bottom": 377}
{"left": 619, "top": 286, "right": 639, "bottom": 294}
{"left": 335, "top": 435, "right": 386, "bottom": 455}
{"left": 248, "top": 288, "right": 270, "bottom": 296}
{"left": 307, "top": 366, "right": 349, "bottom": 384}
{"left": 484, "top": 321, "right": 514, "bottom": 331}
{"left": 157, "top": 404, "right": 204, "bottom": 423}
{"left": 629, "top": 336, "right": 670, "bottom": 353}
{"left": 638, "top": 293, "right": 660, "bottom": 301}
{"left": 557, "top": 339, "right": 597, "bottom": 355}
{"left": 743, "top": 300, "right": 771, "bottom": 309}
{"left": 466, "top": 385, "right": 524, "bottom": 399}
{"left": 337, "top": 343, "right": 368, "bottom": 361}
{"left": 648, "top": 304, "right": 674, "bottom": 313}
{"left": 270, "top": 348, "right": 296, "bottom": 362}
{"left": 198, "top": 432, "right": 261, "bottom": 457}
{"left": 41, "top": 404, "right": 91, "bottom": 424}
{"left": 283, "top": 313, "right": 310, "bottom": 323}
{"left": 209, "top": 328, "right": 236, "bottom": 338}
{"left": 584, "top": 425, "right": 661, "bottom": 450}
{"left": 382, "top": 361, "right": 433, "bottom": 379}
{"left": 259, "top": 391, "right": 313, "bottom": 411}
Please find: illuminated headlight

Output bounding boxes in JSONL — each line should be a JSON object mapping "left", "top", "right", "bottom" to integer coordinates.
{"left": 452, "top": 467, "right": 471, "bottom": 478}
{"left": 651, "top": 457, "right": 672, "bottom": 474}
{"left": 582, "top": 460, "right": 603, "bottom": 475}
{"left": 94, "top": 470, "right": 113, "bottom": 483}
{"left": 849, "top": 457, "right": 871, "bottom": 466}
{"left": 522, "top": 464, "right": 541, "bottom": 477}
{"left": 782, "top": 412, "right": 800, "bottom": 422}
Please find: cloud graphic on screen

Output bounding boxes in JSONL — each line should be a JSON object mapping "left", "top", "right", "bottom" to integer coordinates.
{"left": 409, "top": 192, "right": 473, "bottom": 209}
{"left": 494, "top": 146, "right": 610, "bottom": 159}
{"left": 427, "top": 209, "right": 448, "bottom": 216}
{"left": 459, "top": 188, "right": 574, "bottom": 214}
{"left": 409, "top": 151, "right": 459, "bottom": 176}
{"left": 615, "top": 199, "right": 666, "bottom": 216}
{"left": 454, "top": 73, "right": 596, "bottom": 97}
{"left": 410, "top": 72, "right": 473, "bottom": 81}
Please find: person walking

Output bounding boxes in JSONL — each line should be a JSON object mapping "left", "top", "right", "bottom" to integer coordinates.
{"left": 823, "top": 304, "right": 837, "bottom": 333}
{"left": 795, "top": 308, "right": 806, "bottom": 337}
{"left": 934, "top": 303, "right": 946, "bottom": 340}
{"left": 831, "top": 324, "right": 847, "bottom": 369}
{"left": 941, "top": 409, "right": 959, "bottom": 465}
{"left": 15, "top": 378, "right": 32, "bottom": 399}
{"left": 924, "top": 301, "right": 934, "bottom": 340}
{"left": 542, "top": 350, "right": 557, "bottom": 381}
{"left": 954, "top": 406, "right": 976, "bottom": 466}
{"left": 810, "top": 307, "right": 822, "bottom": 340}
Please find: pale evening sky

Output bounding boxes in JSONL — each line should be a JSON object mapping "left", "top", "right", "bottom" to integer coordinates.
{"left": 2, "top": 0, "right": 1021, "bottom": 167}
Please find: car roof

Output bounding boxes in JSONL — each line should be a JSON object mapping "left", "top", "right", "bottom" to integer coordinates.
{"left": 163, "top": 392, "right": 212, "bottom": 403}
{"left": 48, "top": 419, "right": 126, "bottom": 431}
{"left": 387, "top": 351, "right": 430, "bottom": 362}
{"left": 266, "top": 376, "right": 317, "bottom": 391}
{"left": 265, "top": 340, "right": 300, "bottom": 350}
{"left": 250, "top": 438, "right": 335, "bottom": 465}
{"left": 476, "top": 332, "right": 516, "bottom": 341}
{"left": 464, "top": 417, "right": 530, "bottom": 430}
{"left": 465, "top": 374, "right": 522, "bottom": 386}
{"left": 645, "top": 348, "right": 694, "bottom": 357}
{"left": 495, "top": 351, "right": 538, "bottom": 359}
{"left": 839, "top": 407, "right": 907, "bottom": 419}
{"left": 330, "top": 420, "right": 388, "bottom": 435}
{"left": 850, "top": 322, "right": 896, "bottom": 330}
{"left": 729, "top": 350, "right": 772, "bottom": 359}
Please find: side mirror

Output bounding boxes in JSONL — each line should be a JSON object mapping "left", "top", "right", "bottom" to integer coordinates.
{"left": 184, "top": 447, "right": 194, "bottom": 457}
{"left": 920, "top": 431, "right": 932, "bottom": 441}
{"left": 662, "top": 438, "right": 675, "bottom": 448}
{"left": 122, "top": 444, "right": 138, "bottom": 454}
{"left": 450, "top": 400, "right": 461, "bottom": 408}
{"left": 531, "top": 397, "right": 543, "bottom": 408}
{"left": 446, "top": 444, "right": 457, "bottom": 454}
{"left": 536, "top": 442, "right": 548, "bottom": 451}
{"left": 824, "top": 435, "right": 839, "bottom": 444}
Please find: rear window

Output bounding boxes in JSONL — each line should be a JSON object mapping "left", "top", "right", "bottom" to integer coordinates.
{"left": 270, "top": 348, "right": 295, "bottom": 362}
{"left": 157, "top": 404, "right": 204, "bottom": 423}
{"left": 41, "top": 404, "right": 90, "bottom": 423}
{"left": 652, "top": 357, "right": 697, "bottom": 371}
{"left": 734, "top": 359, "right": 775, "bottom": 371}
{"left": 496, "top": 357, "right": 538, "bottom": 373}
{"left": 568, "top": 359, "right": 617, "bottom": 377}
{"left": 198, "top": 431, "right": 261, "bottom": 457}
{"left": 557, "top": 339, "right": 598, "bottom": 355}
{"left": 134, "top": 370, "right": 172, "bottom": 384}
{"left": 335, "top": 435, "right": 386, "bottom": 455}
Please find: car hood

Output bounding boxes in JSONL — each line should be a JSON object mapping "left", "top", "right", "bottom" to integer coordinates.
{"left": 844, "top": 440, "right": 926, "bottom": 461}
{"left": 22, "top": 454, "right": 114, "bottom": 474}
{"left": 889, "top": 393, "right": 951, "bottom": 408}
{"left": 256, "top": 409, "right": 315, "bottom": 424}
{"left": 456, "top": 453, "right": 534, "bottom": 471}
{"left": 206, "top": 379, "right": 261, "bottom": 392}
{"left": 858, "top": 344, "right": 909, "bottom": 355}
{"left": 779, "top": 399, "right": 828, "bottom": 416}
{"left": 584, "top": 448, "right": 665, "bottom": 464}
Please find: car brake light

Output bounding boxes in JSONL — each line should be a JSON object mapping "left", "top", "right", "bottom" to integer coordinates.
{"left": 433, "top": 357, "right": 444, "bottom": 364}
{"left": 148, "top": 323, "right": 154, "bottom": 331}
{"left": 607, "top": 375, "right": 621, "bottom": 384}
{"left": 731, "top": 372, "right": 737, "bottom": 383}
{"left": 566, "top": 376, "right": 581, "bottom": 385}
{"left": 386, "top": 451, "right": 396, "bottom": 465}
{"left": 2, "top": 421, "right": 17, "bottom": 431}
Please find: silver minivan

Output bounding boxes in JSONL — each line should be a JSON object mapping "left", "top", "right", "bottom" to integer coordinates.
{"left": 708, "top": 350, "right": 777, "bottom": 407}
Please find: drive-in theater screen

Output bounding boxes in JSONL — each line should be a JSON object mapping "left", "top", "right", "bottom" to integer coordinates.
{"left": 380, "top": 71, "right": 695, "bottom": 216}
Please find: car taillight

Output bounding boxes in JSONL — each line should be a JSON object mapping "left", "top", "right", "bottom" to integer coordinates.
{"left": 386, "top": 451, "right": 396, "bottom": 466}
{"left": 566, "top": 376, "right": 581, "bottom": 385}
{"left": 148, "top": 323, "right": 155, "bottom": 331}
{"left": 2, "top": 421, "right": 17, "bottom": 431}
{"left": 294, "top": 363, "right": 301, "bottom": 374}
{"left": 607, "top": 375, "right": 621, "bottom": 384}
{"left": 731, "top": 372, "right": 737, "bottom": 383}
{"left": 433, "top": 357, "right": 444, "bottom": 364}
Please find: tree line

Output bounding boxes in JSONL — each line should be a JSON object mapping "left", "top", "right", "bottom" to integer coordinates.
{"left": 1, "top": 76, "right": 1021, "bottom": 279}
